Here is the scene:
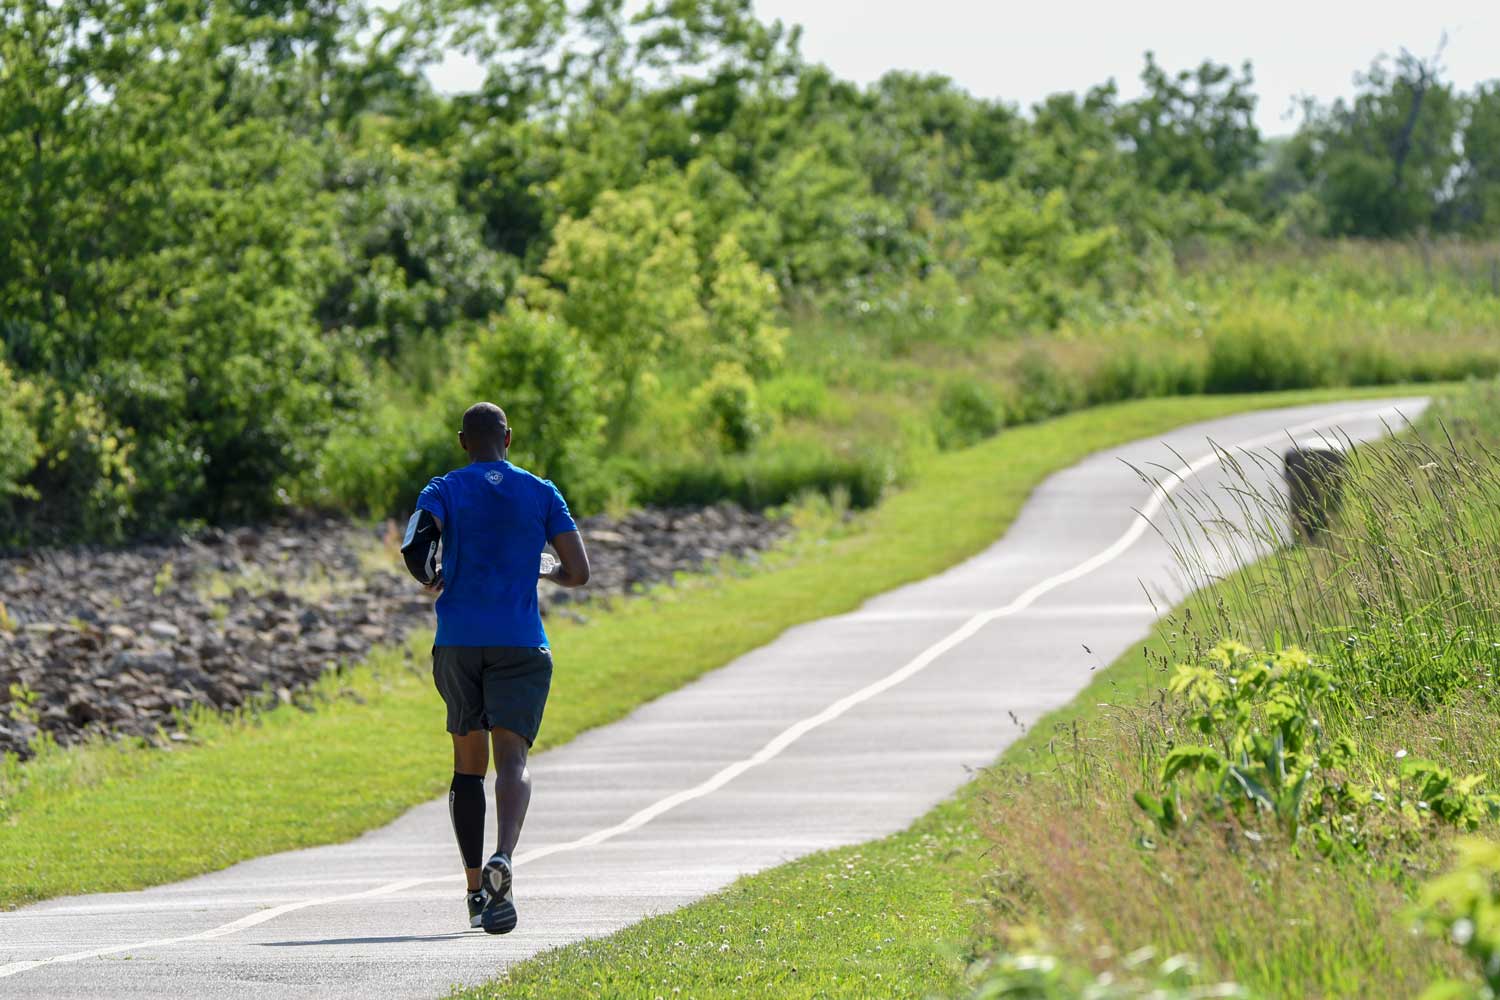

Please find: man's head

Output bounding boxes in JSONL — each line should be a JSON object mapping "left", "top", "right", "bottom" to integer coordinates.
{"left": 459, "top": 402, "right": 511, "bottom": 461}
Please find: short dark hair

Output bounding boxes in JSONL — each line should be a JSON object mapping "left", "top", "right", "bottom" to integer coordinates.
{"left": 461, "top": 402, "right": 508, "bottom": 444}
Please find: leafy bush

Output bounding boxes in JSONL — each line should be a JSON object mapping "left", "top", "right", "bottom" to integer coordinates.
{"left": 705, "top": 234, "right": 788, "bottom": 376}
{"left": 1007, "top": 349, "right": 1083, "bottom": 424}
{"left": 307, "top": 390, "right": 454, "bottom": 520}
{"left": 310, "top": 310, "right": 606, "bottom": 517}
{"left": 462, "top": 310, "right": 604, "bottom": 484}
{"left": 693, "top": 362, "right": 769, "bottom": 453}
{"left": 6, "top": 382, "right": 137, "bottom": 544}
{"left": 760, "top": 373, "right": 831, "bottom": 421}
{"left": 1137, "top": 643, "right": 1371, "bottom": 852}
{"left": 933, "top": 379, "right": 1004, "bottom": 450}
{"left": 629, "top": 444, "right": 896, "bottom": 511}
{"left": 0, "top": 364, "right": 40, "bottom": 508}
{"left": 1417, "top": 837, "right": 1500, "bottom": 999}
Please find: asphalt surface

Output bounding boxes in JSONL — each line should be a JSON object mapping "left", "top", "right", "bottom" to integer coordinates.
{"left": 0, "top": 397, "right": 1428, "bottom": 999}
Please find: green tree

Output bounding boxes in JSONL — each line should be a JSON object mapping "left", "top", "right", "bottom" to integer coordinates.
{"left": 747, "top": 131, "right": 905, "bottom": 286}
{"left": 530, "top": 185, "right": 705, "bottom": 442}
{"left": 0, "top": 1, "right": 357, "bottom": 530}
{"left": 320, "top": 134, "right": 514, "bottom": 364}
{"left": 1299, "top": 50, "right": 1462, "bottom": 236}
{"left": 1116, "top": 53, "right": 1260, "bottom": 195}
{"left": 705, "top": 233, "right": 787, "bottom": 375}
{"left": 1452, "top": 82, "right": 1500, "bottom": 233}
{"left": 961, "top": 180, "right": 1122, "bottom": 328}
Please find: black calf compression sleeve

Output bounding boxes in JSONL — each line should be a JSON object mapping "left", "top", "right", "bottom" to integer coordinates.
{"left": 449, "top": 773, "right": 486, "bottom": 870}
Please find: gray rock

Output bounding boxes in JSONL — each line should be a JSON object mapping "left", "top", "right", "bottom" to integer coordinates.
{"left": 0, "top": 504, "right": 790, "bottom": 759}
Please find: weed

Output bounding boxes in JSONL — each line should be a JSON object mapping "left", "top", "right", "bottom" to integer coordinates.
{"left": 152, "top": 560, "right": 175, "bottom": 597}
{"left": 1417, "top": 837, "right": 1500, "bottom": 999}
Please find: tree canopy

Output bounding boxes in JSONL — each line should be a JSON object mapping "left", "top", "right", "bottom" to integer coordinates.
{"left": 1, "top": 0, "right": 1496, "bottom": 544}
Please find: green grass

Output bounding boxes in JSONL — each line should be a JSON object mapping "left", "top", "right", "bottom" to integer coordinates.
{"left": 441, "top": 383, "right": 1469, "bottom": 1000}
{"left": 0, "top": 384, "right": 1450, "bottom": 909}
{"left": 962, "top": 389, "right": 1500, "bottom": 998}
{"left": 459, "top": 796, "right": 989, "bottom": 1000}
{"left": 445, "top": 618, "right": 1181, "bottom": 1000}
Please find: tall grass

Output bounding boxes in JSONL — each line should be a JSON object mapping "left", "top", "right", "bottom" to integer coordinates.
{"left": 969, "top": 379, "right": 1500, "bottom": 998}
{"left": 1152, "top": 393, "right": 1500, "bottom": 708}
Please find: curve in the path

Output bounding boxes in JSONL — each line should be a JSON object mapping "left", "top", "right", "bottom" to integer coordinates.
{"left": 0, "top": 397, "right": 1428, "bottom": 999}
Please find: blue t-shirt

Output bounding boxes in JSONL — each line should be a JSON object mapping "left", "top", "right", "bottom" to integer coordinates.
{"left": 415, "top": 461, "right": 577, "bottom": 647}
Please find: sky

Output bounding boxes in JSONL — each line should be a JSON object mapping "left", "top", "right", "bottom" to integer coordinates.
{"left": 426, "top": 0, "right": 1500, "bottom": 137}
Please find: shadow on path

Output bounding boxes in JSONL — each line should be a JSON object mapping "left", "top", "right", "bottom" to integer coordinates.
{"left": 260, "top": 933, "right": 474, "bottom": 947}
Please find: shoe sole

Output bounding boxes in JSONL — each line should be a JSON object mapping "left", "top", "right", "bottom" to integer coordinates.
{"left": 480, "top": 895, "right": 517, "bottom": 935}
{"left": 481, "top": 857, "right": 516, "bottom": 935}
{"left": 482, "top": 857, "right": 512, "bottom": 899}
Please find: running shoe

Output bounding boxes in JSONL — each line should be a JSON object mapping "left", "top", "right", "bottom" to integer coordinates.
{"left": 466, "top": 889, "right": 488, "bottom": 929}
{"left": 479, "top": 853, "right": 517, "bottom": 935}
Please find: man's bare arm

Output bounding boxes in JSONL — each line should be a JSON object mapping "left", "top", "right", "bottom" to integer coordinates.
{"left": 546, "top": 530, "right": 590, "bottom": 588}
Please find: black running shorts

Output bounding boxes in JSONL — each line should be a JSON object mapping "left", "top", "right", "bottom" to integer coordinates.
{"left": 431, "top": 645, "right": 553, "bottom": 745}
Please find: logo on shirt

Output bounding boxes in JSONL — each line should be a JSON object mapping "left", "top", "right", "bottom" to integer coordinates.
{"left": 485, "top": 469, "right": 504, "bottom": 485}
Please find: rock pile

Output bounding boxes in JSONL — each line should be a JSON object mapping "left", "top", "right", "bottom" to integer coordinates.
{"left": 0, "top": 503, "right": 788, "bottom": 759}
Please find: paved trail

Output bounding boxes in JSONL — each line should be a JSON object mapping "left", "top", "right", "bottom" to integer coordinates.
{"left": 0, "top": 398, "right": 1427, "bottom": 999}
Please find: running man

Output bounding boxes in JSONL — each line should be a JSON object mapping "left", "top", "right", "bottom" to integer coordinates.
{"left": 400, "top": 402, "right": 590, "bottom": 934}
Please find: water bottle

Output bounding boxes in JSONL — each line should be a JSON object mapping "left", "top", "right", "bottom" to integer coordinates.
{"left": 539, "top": 552, "right": 559, "bottom": 578}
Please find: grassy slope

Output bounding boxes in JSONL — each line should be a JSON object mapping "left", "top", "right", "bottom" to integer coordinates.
{"left": 0, "top": 385, "right": 1440, "bottom": 909}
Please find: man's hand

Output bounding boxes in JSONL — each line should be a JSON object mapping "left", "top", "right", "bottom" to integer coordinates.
{"left": 424, "top": 568, "right": 444, "bottom": 594}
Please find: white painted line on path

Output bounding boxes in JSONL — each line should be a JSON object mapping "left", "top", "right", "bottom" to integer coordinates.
{"left": 0, "top": 402, "right": 1409, "bottom": 979}
{"left": 844, "top": 604, "right": 1161, "bottom": 622}
{"left": 0, "top": 879, "right": 430, "bottom": 977}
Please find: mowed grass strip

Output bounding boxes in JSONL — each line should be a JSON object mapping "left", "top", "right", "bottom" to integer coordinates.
{"left": 0, "top": 385, "right": 1440, "bottom": 908}
{"left": 457, "top": 796, "right": 989, "bottom": 1000}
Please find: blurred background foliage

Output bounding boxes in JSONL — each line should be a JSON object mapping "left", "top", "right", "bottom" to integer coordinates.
{"left": 2, "top": 0, "right": 1499, "bottom": 545}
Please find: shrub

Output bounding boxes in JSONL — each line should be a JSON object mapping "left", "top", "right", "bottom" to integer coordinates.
{"left": 1007, "top": 349, "right": 1082, "bottom": 424}
{"left": 462, "top": 310, "right": 605, "bottom": 483}
{"left": 1203, "top": 312, "right": 1333, "bottom": 392}
{"left": 1417, "top": 837, "right": 1500, "bottom": 999}
{"left": 6, "top": 382, "right": 138, "bottom": 545}
{"left": 308, "top": 389, "right": 455, "bottom": 519}
{"left": 705, "top": 234, "right": 788, "bottom": 376}
{"left": 0, "top": 364, "right": 40, "bottom": 507}
{"left": 933, "top": 379, "right": 1003, "bottom": 450}
{"left": 760, "top": 373, "right": 830, "bottom": 421}
{"left": 1137, "top": 643, "right": 1369, "bottom": 851}
{"left": 628, "top": 443, "right": 896, "bottom": 511}
{"left": 311, "top": 310, "right": 606, "bottom": 517}
{"left": 692, "top": 362, "right": 770, "bottom": 453}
